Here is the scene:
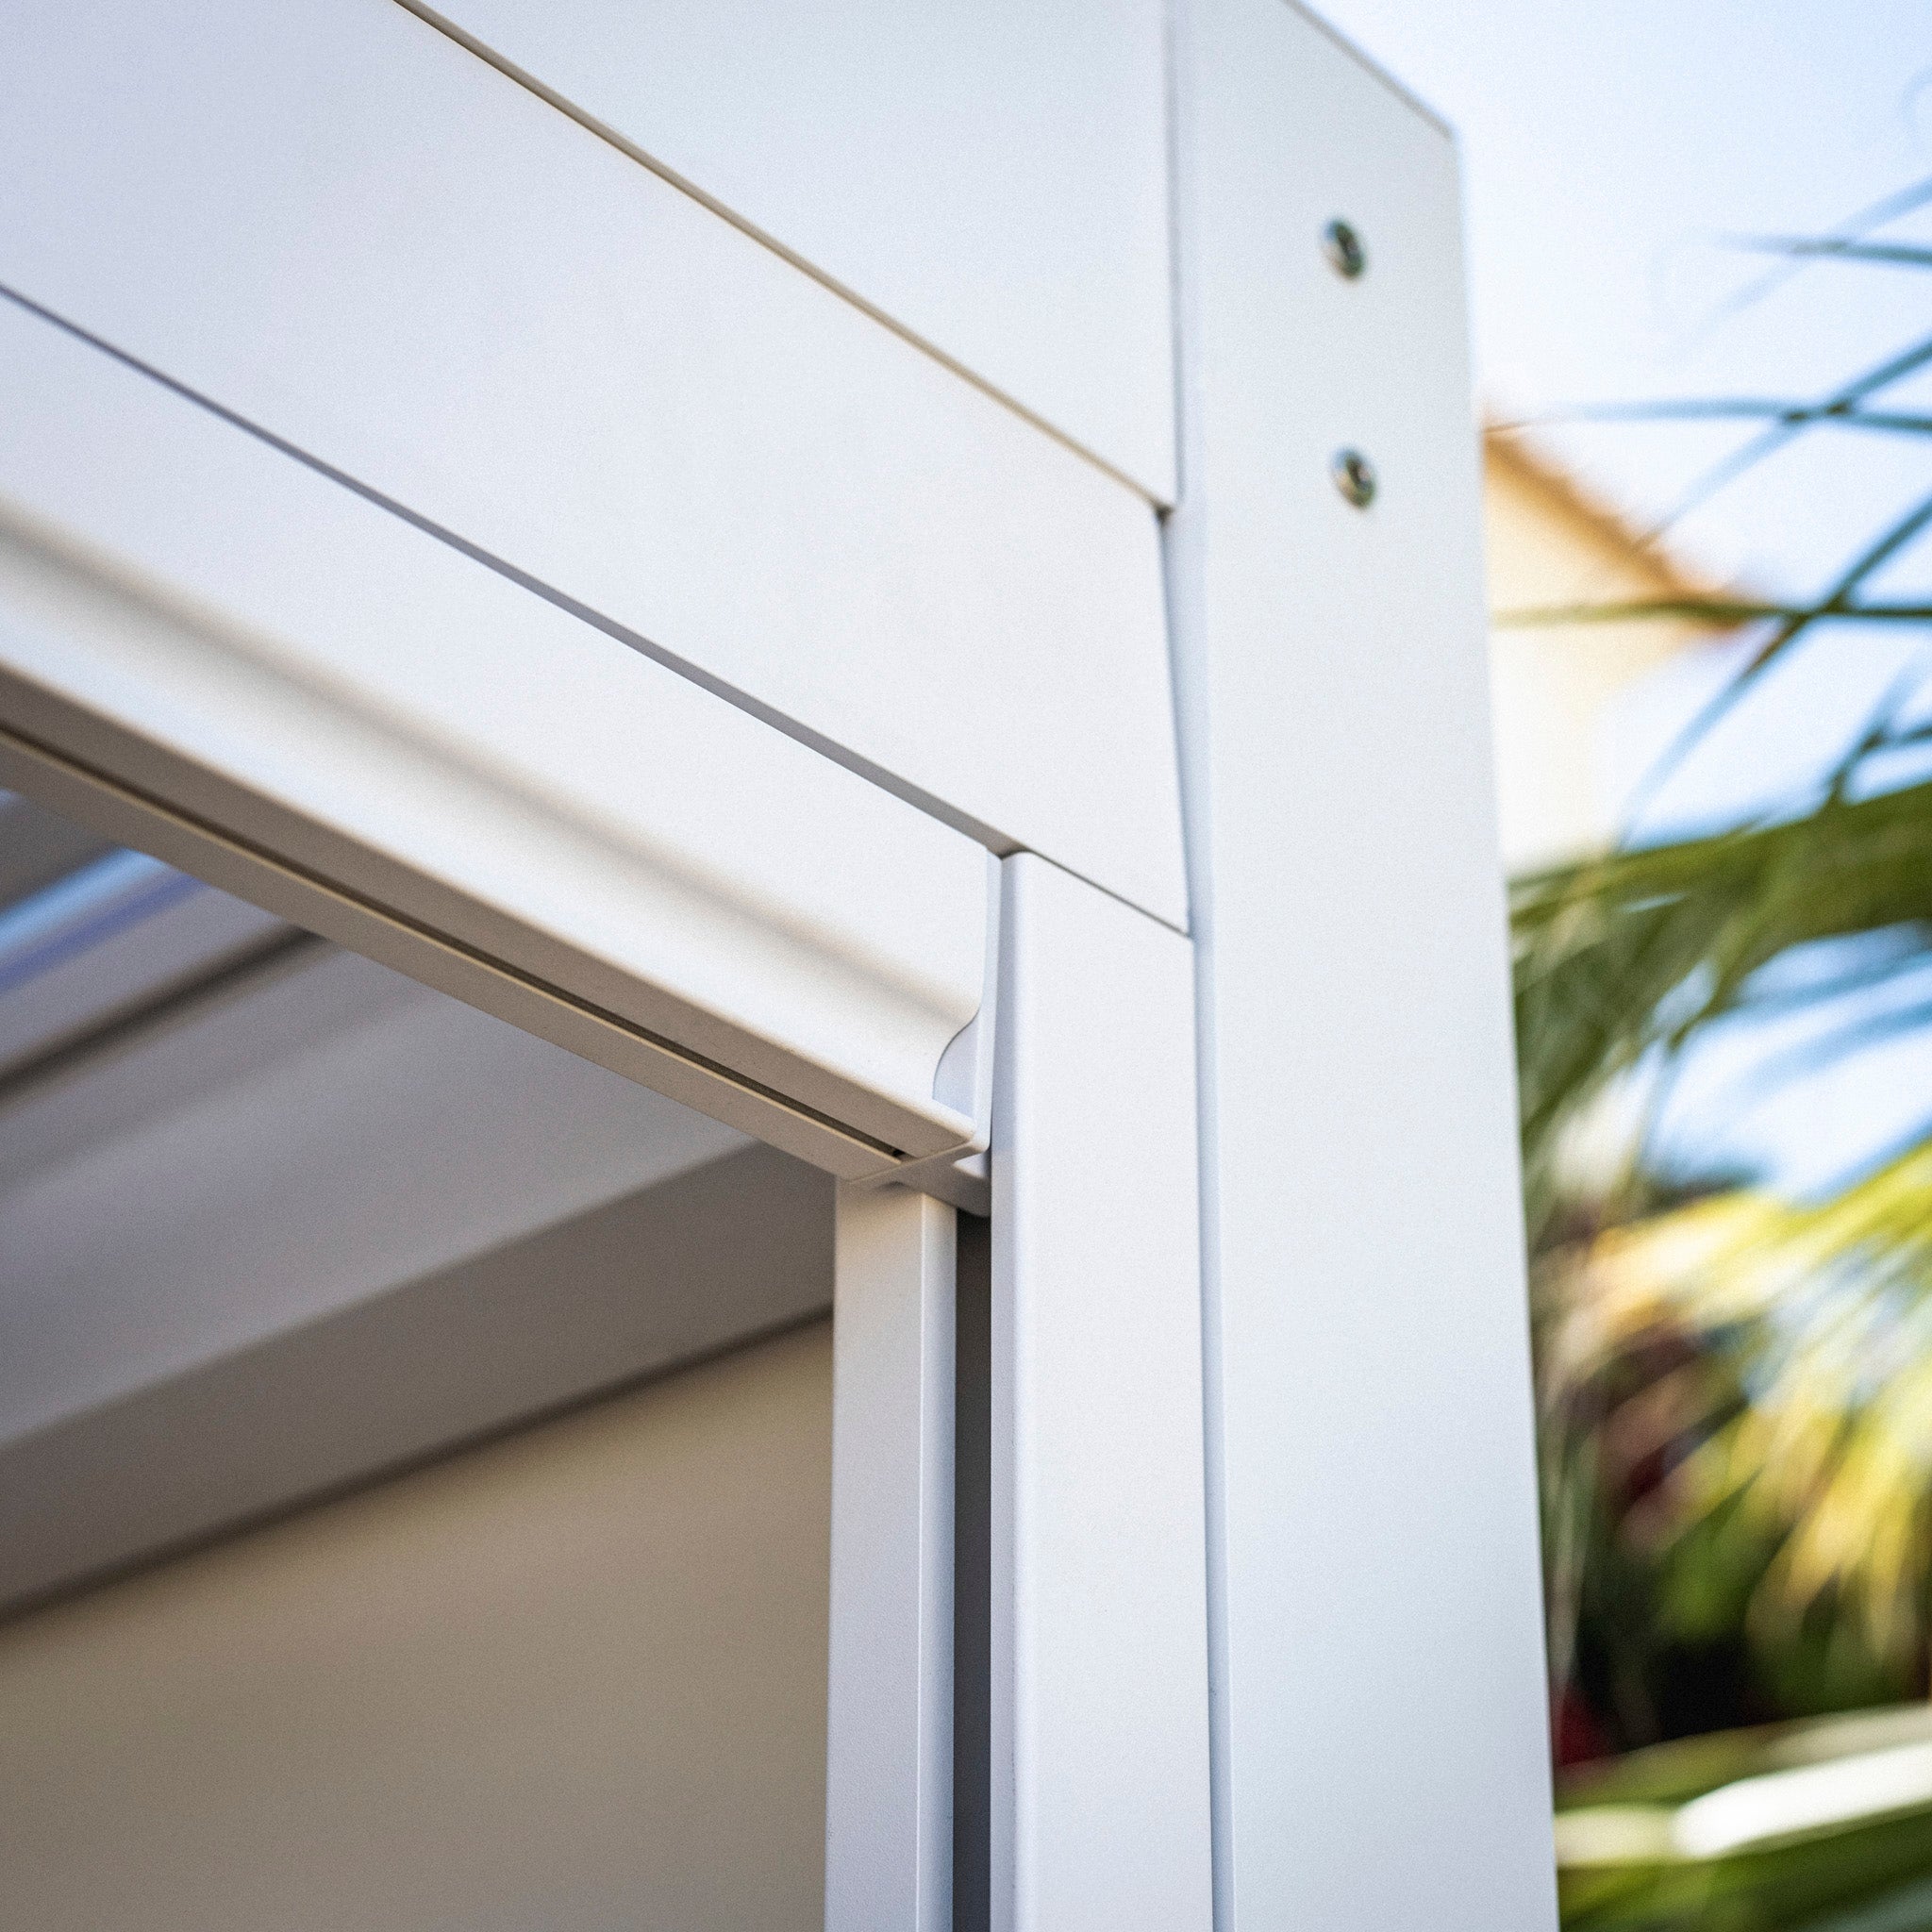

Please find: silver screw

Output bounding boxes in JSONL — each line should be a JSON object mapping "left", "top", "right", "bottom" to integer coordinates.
{"left": 1324, "top": 218, "right": 1366, "bottom": 279}
{"left": 1331, "top": 448, "right": 1376, "bottom": 508}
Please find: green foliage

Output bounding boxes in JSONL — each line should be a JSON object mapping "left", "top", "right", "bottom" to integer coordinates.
{"left": 1553, "top": 1707, "right": 1932, "bottom": 1931}
{"left": 1506, "top": 175, "right": 1932, "bottom": 1915}
{"left": 1514, "top": 776, "right": 1932, "bottom": 1246}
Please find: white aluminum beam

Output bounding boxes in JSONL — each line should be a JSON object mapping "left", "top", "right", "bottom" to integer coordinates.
{"left": 0, "top": 0, "right": 1185, "bottom": 929}
{"left": 0, "top": 293, "right": 992, "bottom": 1177}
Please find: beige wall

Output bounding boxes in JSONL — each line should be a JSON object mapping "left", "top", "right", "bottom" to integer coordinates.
{"left": 0, "top": 1322, "right": 833, "bottom": 1932}
{"left": 1483, "top": 437, "right": 1712, "bottom": 874}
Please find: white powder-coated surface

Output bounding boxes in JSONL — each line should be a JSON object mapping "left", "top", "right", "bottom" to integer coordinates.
{"left": 1170, "top": 3, "right": 1557, "bottom": 1925}
{"left": 0, "top": 0, "right": 1185, "bottom": 930}
{"left": 0, "top": 291, "right": 994, "bottom": 1167}
{"left": 991, "top": 856, "right": 1213, "bottom": 1932}
{"left": 421, "top": 0, "right": 1177, "bottom": 499}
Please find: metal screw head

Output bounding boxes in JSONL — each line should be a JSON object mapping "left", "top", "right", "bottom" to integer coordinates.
{"left": 1323, "top": 218, "right": 1367, "bottom": 279}
{"left": 1331, "top": 448, "right": 1377, "bottom": 508}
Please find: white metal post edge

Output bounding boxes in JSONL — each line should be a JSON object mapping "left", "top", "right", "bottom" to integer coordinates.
{"left": 827, "top": 1184, "right": 958, "bottom": 1932}
{"left": 990, "top": 853, "right": 1213, "bottom": 1932}
{"left": 1168, "top": 3, "right": 1558, "bottom": 1929}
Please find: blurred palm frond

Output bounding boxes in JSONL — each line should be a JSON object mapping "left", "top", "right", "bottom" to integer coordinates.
{"left": 1513, "top": 775, "right": 1932, "bottom": 1245}
{"left": 1558, "top": 1146, "right": 1932, "bottom": 1658}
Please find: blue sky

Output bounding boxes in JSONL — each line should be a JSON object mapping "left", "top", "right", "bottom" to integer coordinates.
{"left": 1320, "top": 0, "right": 1932, "bottom": 603}
{"left": 1313, "top": 0, "right": 1932, "bottom": 1191}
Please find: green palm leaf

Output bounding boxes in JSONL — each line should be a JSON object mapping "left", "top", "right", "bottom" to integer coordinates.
{"left": 1513, "top": 776, "right": 1932, "bottom": 1242}
{"left": 1563, "top": 1148, "right": 1932, "bottom": 1654}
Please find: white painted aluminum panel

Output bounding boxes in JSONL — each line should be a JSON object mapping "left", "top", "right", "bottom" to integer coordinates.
{"left": 1169, "top": 3, "right": 1557, "bottom": 1925}
{"left": 411, "top": 0, "right": 1177, "bottom": 502}
{"left": 0, "top": 0, "right": 1187, "bottom": 931}
{"left": 0, "top": 294, "right": 991, "bottom": 1173}
{"left": 991, "top": 856, "right": 1213, "bottom": 1932}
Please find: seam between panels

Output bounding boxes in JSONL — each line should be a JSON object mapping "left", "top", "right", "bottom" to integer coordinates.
{"left": 1160, "top": 2, "right": 1237, "bottom": 1929}
{"left": 392, "top": 0, "right": 1167, "bottom": 510}
{"left": 0, "top": 281, "right": 1192, "bottom": 941}
{"left": 0, "top": 715, "right": 915, "bottom": 1165}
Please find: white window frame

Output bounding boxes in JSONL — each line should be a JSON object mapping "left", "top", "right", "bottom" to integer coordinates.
{"left": 0, "top": 3, "right": 1557, "bottom": 1927}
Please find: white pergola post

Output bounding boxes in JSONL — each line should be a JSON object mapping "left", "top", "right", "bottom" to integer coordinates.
{"left": 989, "top": 854, "right": 1214, "bottom": 1932}
{"left": 1167, "top": 3, "right": 1558, "bottom": 1928}
{"left": 826, "top": 853, "right": 1217, "bottom": 1932}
